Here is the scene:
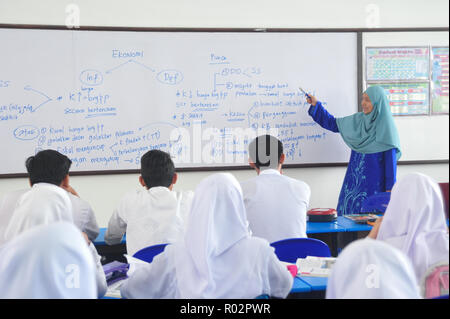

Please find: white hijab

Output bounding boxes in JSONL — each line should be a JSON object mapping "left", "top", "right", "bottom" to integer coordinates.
{"left": 326, "top": 238, "right": 421, "bottom": 299}
{"left": 0, "top": 222, "right": 97, "bottom": 298}
{"left": 174, "top": 173, "right": 268, "bottom": 298}
{"left": 377, "top": 173, "right": 449, "bottom": 282}
{"left": 4, "top": 183, "right": 73, "bottom": 241}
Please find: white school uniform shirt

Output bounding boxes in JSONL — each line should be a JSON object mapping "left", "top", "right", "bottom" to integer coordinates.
{"left": 0, "top": 184, "right": 100, "bottom": 243}
{"left": 105, "top": 187, "right": 194, "bottom": 256}
{"left": 326, "top": 238, "right": 421, "bottom": 299}
{"left": 2, "top": 183, "right": 107, "bottom": 298}
{"left": 241, "top": 169, "right": 311, "bottom": 243}
{"left": 0, "top": 189, "right": 27, "bottom": 247}
{"left": 121, "top": 173, "right": 293, "bottom": 299}
{"left": 0, "top": 222, "right": 98, "bottom": 299}
{"left": 376, "top": 173, "right": 449, "bottom": 283}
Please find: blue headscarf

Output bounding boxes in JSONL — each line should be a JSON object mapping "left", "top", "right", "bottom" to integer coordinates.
{"left": 336, "top": 86, "right": 401, "bottom": 160}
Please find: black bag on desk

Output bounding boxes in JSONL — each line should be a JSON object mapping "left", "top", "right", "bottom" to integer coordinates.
{"left": 307, "top": 208, "right": 337, "bottom": 222}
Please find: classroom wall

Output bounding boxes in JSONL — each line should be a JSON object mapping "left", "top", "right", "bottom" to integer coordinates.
{"left": 0, "top": 0, "right": 449, "bottom": 227}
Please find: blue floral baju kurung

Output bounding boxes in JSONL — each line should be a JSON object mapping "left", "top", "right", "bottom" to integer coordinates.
{"left": 309, "top": 101, "right": 397, "bottom": 215}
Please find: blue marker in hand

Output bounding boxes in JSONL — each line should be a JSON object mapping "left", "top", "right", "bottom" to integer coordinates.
{"left": 299, "top": 87, "right": 310, "bottom": 98}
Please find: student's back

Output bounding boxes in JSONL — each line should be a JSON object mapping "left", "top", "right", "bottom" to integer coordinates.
{"left": 105, "top": 150, "right": 193, "bottom": 256}
{"left": 106, "top": 186, "right": 193, "bottom": 256}
{"left": 241, "top": 169, "right": 310, "bottom": 243}
{"left": 0, "top": 186, "right": 99, "bottom": 243}
{"left": 375, "top": 173, "right": 449, "bottom": 283}
{"left": 0, "top": 222, "right": 98, "bottom": 299}
{"left": 0, "top": 150, "right": 99, "bottom": 243}
{"left": 0, "top": 189, "right": 27, "bottom": 246}
{"left": 241, "top": 135, "right": 310, "bottom": 243}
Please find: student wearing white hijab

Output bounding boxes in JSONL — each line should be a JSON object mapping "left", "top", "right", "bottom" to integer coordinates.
{"left": 3, "top": 182, "right": 107, "bottom": 298}
{"left": 4, "top": 183, "right": 73, "bottom": 241}
{"left": 0, "top": 222, "right": 97, "bottom": 299}
{"left": 326, "top": 238, "right": 421, "bottom": 299}
{"left": 121, "top": 173, "right": 293, "bottom": 299}
{"left": 368, "top": 173, "right": 449, "bottom": 283}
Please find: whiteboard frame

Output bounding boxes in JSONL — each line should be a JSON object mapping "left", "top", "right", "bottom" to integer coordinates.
{"left": 0, "top": 25, "right": 448, "bottom": 177}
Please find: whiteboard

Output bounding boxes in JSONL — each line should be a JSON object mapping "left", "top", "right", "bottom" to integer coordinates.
{"left": 0, "top": 29, "right": 357, "bottom": 175}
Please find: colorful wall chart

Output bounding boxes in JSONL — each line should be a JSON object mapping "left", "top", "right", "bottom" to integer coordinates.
{"left": 373, "top": 83, "right": 429, "bottom": 115}
{"left": 366, "top": 47, "right": 429, "bottom": 81}
{"left": 431, "top": 47, "right": 449, "bottom": 114}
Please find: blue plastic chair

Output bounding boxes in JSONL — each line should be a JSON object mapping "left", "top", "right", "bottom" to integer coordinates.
{"left": 432, "top": 294, "right": 449, "bottom": 299}
{"left": 270, "top": 238, "right": 331, "bottom": 263}
{"left": 133, "top": 243, "right": 169, "bottom": 263}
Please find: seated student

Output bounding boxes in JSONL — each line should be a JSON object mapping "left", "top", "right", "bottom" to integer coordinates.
{"left": 368, "top": 173, "right": 449, "bottom": 283}
{"left": 0, "top": 222, "right": 98, "bottom": 299}
{"left": 105, "top": 150, "right": 194, "bottom": 256}
{"left": 120, "top": 173, "right": 293, "bottom": 299}
{"left": 326, "top": 238, "right": 421, "bottom": 299}
{"left": 240, "top": 135, "right": 311, "bottom": 243}
{"left": 0, "top": 149, "right": 100, "bottom": 245}
{"left": 4, "top": 183, "right": 107, "bottom": 298}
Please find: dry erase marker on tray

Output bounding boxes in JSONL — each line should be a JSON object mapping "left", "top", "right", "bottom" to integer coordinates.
{"left": 299, "top": 87, "right": 310, "bottom": 98}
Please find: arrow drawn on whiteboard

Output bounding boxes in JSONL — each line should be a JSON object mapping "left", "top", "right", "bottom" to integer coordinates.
{"left": 109, "top": 142, "right": 118, "bottom": 156}
{"left": 24, "top": 85, "right": 53, "bottom": 112}
{"left": 105, "top": 59, "right": 156, "bottom": 74}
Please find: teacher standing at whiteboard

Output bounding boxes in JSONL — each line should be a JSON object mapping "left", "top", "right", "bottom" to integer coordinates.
{"left": 306, "top": 86, "right": 401, "bottom": 216}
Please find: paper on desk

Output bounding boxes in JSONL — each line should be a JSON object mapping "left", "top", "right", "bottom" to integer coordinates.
{"left": 104, "top": 278, "right": 125, "bottom": 298}
{"left": 296, "top": 256, "right": 337, "bottom": 277}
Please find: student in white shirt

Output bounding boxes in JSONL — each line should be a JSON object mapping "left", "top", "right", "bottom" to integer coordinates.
{"left": 0, "top": 150, "right": 100, "bottom": 245}
{"left": 368, "top": 173, "right": 449, "bottom": 283}
{"left": 121, "top": 173, "right": 293, "bottom": 299}
{"left": 4, "top": 181, "right": 107, "bottom": 298}
{"left": 105, "top": 150, "right": 194, "bottom": 256}
{"left": 0, "top": 222, "right": 98, "bottom": 299}
{"left": 241, "top": 135, "right": 311, "bottom": 244}
{"left": 326, "top": 238, "right": 421, "bottom": 299}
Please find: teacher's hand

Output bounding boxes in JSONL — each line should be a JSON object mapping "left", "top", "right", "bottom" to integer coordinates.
{"left": 306, "top": 95, "right": 317, "bottom": 106}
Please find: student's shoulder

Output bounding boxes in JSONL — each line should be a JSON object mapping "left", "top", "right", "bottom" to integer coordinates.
{"left": 0, "top": 188, "right": 28, "bottom": 203}
{"left": 281, "top": 175, "right": 311, "bottom": 197}
{"left": 240, "top": 176, "right": 259, "bottom": 190}
{"left": 282, "top": 175, "right": 309, "bottom": 188}
{"left": 116, "top": 188, "right": 149, "bottom": 206}
{"left": 66, "top": 191, "right": 92, "bottom": 207}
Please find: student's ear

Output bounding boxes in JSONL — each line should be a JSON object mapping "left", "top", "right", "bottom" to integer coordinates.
{"left": 279, "top": 153, "right": 286, "bottom": 165}
{"left": 60, "top": 175, "right": 70, "bottom": 188}
{"left": 248, "top": 158, "right": 257, "bottom": 169}
{"left": 248, "top": 159, "right": 260, "bottom": 175}
{"left": 28, "top": 178, "right": 32, "bottom": 187}
{"left": 172, "top": 173, "right": 178, "bottom": 186}
{"left": 139, "top": 176, "right": 147, "bottom": 188}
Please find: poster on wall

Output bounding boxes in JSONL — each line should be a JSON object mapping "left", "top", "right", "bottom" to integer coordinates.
{"left": 431, "top": 47, "right": 449, "bottom": 114}
{"left": 372, "top": 83, "right": 430, "bottom": 116}
{"left": 366, "top": 47, "right": 429, "bottom": 81}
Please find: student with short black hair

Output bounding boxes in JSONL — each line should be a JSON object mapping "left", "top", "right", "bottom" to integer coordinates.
{"left": 0, "top": 150, "right": 100, "bottom": 245}
{"left": 105, "top": 150, "right": 194, "bottom": 256}
{"left": 241, "top": 135, "right": 311, "bottom": 243}
{"left": 3, "top": 176, "right": 107, "bottom": 298}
